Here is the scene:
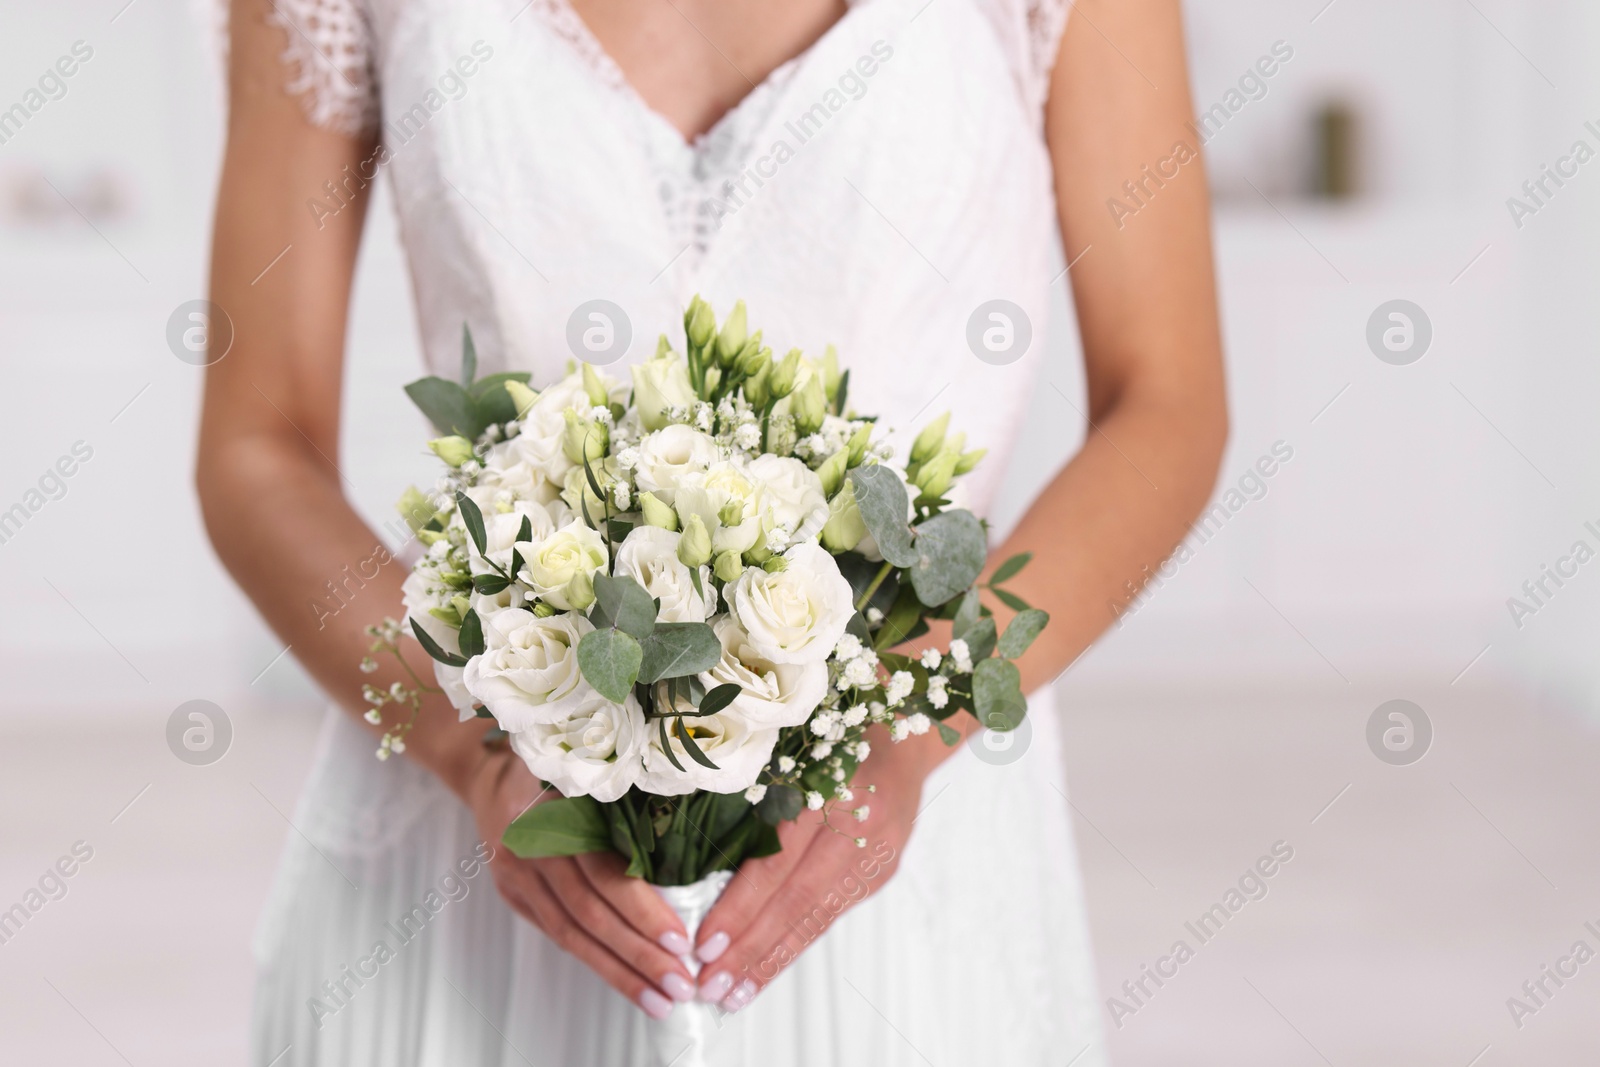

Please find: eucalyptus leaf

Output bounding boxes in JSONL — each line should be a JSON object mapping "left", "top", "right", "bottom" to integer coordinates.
{"left": 850, "top": 464, "right": 917, "bottom": 568}
{"left": 458, "top": 608, "right": 486, "bottom": 658}
{"left": 455, "top": 490, "right": 488, "bottom": 557}
{"left": 638, "top": 623, "right": 723, "bottom": 683}
{"left": 998, "top": 608, "right": 1050, "bottom": 659}
{"left": 961, "top": 615, "right": 998, "bottom": 663}
{"left": 502, "top": 795, "right": 612, "bottom": 858}
{"left": 409, "top": 618, "right": 467, "bottom": 667}
{"left": 405, "top": 376, "right": 484, "bottom": 438}
{"left": 909, "top": 509, "right": 986, "bottom": 607}
{"left": 577, "top": 628, "right": 643, "bottom": 703}
{"left": 951, "top": 588, "right": 981, "bottom": 639}
{"left": 937, "top": 722, "right": 961, "bottom": 746}
{"left": 972, "top": 656, "right": 1026, "bottom": 732}
{"left": 589, "top": 573, "right": 658, "bottom": 639}
{"left": 755, "top": 783, "right": 804, "bottom": 825}
{"left": 989, "top": 551, "right": 1033, "bottom": 586}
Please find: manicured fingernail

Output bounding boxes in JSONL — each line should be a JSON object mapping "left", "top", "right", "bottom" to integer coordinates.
{"left": 640, "top": 988, "right": 674, "bottom": 1020}
{"left": 660, "top": 930, "right": 692, "bottom": 956}
{"left": 662, "top": 972, "right": 695, "bottom": 1003}
{"left": 696, "top": 931, "right": 729, "bottom": 963}
{"left": 698, "top": 971, "right": 733, "bottom": 1003}
{"left": 721, "top": 979, "right": 758, "bottom": 1014}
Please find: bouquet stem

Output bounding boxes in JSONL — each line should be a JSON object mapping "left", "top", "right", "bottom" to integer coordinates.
{"left": 649, "top": 869, "right": 734, "bottom": 1067}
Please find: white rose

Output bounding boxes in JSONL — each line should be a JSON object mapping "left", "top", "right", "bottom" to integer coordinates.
{"left": 674, "top": 459, "right": 764, "bottom": 556}
{"left": 462, "top": 608, "right": 593, "bottom": 730}
{"left": 519, "top": 519, "right": 608, "bottom": 611}
{"left": 632, "top": 425, "right": 718, "bottom": 504}
{"left": 729, "top": 542, "right": 855, "bottom": 664}
{"left": 639, "top": 692, "right": 780, "bottom": 796}
{"left": 700, "top": 616, "right": 828, "bottom": 728}
{"left": 613, "top": 525, "right": 717, "bottom": 622}
{"left": 509, "top": 689, "right": 646, "bottom": 802}
{"left": 746, "top": 454, "right": 826, "bottom": 537}
{"left": 480, "top": 370, "right": 623, "bottom": 504}
{"left": 464, "top": 497, "right": 556, "bottom": 576}
{"left": 631, "top": 354, "right": 697, "bottom": 431}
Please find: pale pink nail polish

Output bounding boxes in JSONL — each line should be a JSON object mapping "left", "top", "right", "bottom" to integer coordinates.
{"left": 640, "top": 988, "right": 674, "bottom": 1020}
{"left": 696, "top": 930, "right": 730, "bottom": 963}
{"left": 659, "top": 930, "right": 692, "bottom": 956}
{"left": 698, "top": 971, "right": 733, "bottom": 1003}
{"left": 722, "top": 979, "right": 758, "bottom": 1014}
{"left": 662, "top": 973, "right": 695, "bottom": 1003}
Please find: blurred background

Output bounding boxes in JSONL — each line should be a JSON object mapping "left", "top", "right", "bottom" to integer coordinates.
{"left": 3, "top": 0, "right": 1599, "bottom": 1063}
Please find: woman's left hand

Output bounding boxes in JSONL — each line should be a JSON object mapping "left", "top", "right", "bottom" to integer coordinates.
{"left": 689, "top": 722, "right": 948, "bottom": 1012}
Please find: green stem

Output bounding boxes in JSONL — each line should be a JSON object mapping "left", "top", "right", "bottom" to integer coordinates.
{"left": 855, "top": 560, "right": 894, "bottom": 613}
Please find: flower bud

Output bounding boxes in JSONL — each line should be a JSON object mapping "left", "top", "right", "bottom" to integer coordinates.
{"left": 562, "top": 409, "right": 608, "bottom": 464}
{"left": 769, "top": 348, "right": 803, "bottom": 398}
{"left": 396, "top": 485, "right": 433, "bottom": 531}
{"left": 761, "top": 554, "right": 789, "bottom": 574}
{"left": 713, "top": 549, "right": 744, "bottom": 583}
{"left": 744, "top": 358, "right": 772, "bottom": 409}
{"left": 914, "top": 449, "right": 957, "bottom": 501}
{"left": 428, "top": 435, "right": 475, "bottom": 467}
{"left": 532, "top": 601, "right": 559, "bottom": 617}
{"left": 846, "top": 423, "right": 873, "bottom": 466}
{"left": 718, "top": 499, "right": 746, "bottom": 527}
{"left": 685, "top": 296, "right": 715, "bottom": 351}
{"left": 739, "top": 343, "right": 771, "bottom": 378}
{"left": 504, "top": 379, "right": 539, "bottom": 419}
{"left": 703, "top": 365, "right": 722, "bottom": 395}
{"left": 715, "top": 300, "right": 748, "bottom": 366}
{"left": 792, "top": 373, "right": 827, "bottom": 435}
{"left": 639, "top": 491, "right": 678, "bottom": 531}
{"left": 954, "top": 448, "right": 987, "bottom": 475}
{"left": 821, "top": 344, "right": 842, "bottom": 407}
{"left": 581, "top": 362, "right": 609, "bottom": 407}
{"left": 564, "top": 569, "right": 596, "bottom": 612}
{"left": 677, "top": 513, "right": 713, "bottom": 568}
{"left": 820, "top": 481, "right": 866, "bottom": 553}
{"left": 817, "top": 449, "right": 849, "bottom": 497}
{"left": 910, "top": 412, "right": 950, "bottom": 464}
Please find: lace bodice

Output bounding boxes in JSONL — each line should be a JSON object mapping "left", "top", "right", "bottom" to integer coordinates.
{"left": 245, "top": 0, "right": 1072, "bottom": 520}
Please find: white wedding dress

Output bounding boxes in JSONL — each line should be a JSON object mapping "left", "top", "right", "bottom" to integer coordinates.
{"left": 241, "top": 0, "right": 1107, "bottom": 1063}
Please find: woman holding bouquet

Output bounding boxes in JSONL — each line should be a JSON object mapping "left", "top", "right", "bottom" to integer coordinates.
{"left": 198, "top": 0, "right": 1225, "bottom": 1062}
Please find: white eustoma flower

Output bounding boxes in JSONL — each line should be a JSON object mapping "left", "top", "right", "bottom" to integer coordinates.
{"left": 639, "top": 693, "right": 780, "bottom": 796}
{"left": 631, "top": 354, "right": 696, "bottom": 431}
{"left": 462, "top": 608, "right": 593, "bottom": 730}
{"left": 728, "top": 543, "right": 854, "bottom": 665}
{"left": 509, "top": 689, "right": 646, "bottom": 802}
{"left": 401, "top": 563, "right": 479, "bottom": 719}
{"left": 613, "top": 525, "right": 717, "bottom": 622}
{"left": 518, "top": 519, "right": 608, "bottom": 610}
{"left": 464, "top": 496, "right": 555, "bottom": 577}
{"left": 700, "top": 616, "right": 828, "bottom": 728}
{"left": 632, "top": 425, "right": 718, "bottom": 504}
{"left": 746, "top": 454, "right": 826, "bottom": 538}
{"left": 674, "top": 459, "right": 764, "bottom": 556}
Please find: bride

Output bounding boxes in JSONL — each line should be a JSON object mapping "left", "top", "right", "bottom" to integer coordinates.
{"left": 198, "top": 0, "right": 1225, "bottom": 1062}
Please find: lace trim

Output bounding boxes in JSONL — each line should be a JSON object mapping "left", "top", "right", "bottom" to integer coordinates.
{"left": 268, "top": 0, "right": 381, "bottom": 136}
{"left": 1022, "top": 0, "right": 1071, "bottom": 110}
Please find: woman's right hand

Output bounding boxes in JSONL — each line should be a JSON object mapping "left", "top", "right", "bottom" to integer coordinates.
{"left": 467, "top": 748, "right": 697, "bottom": 1018}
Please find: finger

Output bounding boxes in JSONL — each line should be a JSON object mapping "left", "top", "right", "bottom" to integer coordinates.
{"left": 540, "top": 858, "right": 698, "bottom": 1004}
{"left": 573, "top": 849, "right": 693, "bottom": 957}
{"left": 694, "top": 813, "right": 824, "bottom": 968}
{"left": 701, "top": 834, "right": 885, "bottom": 1010}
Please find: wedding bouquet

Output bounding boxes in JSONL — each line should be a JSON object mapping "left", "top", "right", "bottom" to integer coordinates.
{"left": 360, "top": 297, "right": 1047, "bottom": 885}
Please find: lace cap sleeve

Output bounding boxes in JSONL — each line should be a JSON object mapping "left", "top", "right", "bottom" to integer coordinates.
{"left": 980, "top": 0, "right": 1071, "bottom": 118}
{"left": 263, "top": 0, "right": 380, "bottom": 135}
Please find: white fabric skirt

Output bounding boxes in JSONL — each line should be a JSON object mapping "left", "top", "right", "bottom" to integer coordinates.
{"left": 250, "top": 687, "right": 1107, "bottom": 1066}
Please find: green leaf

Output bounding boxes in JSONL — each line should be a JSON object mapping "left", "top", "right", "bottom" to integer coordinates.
{"left": 673, "top": 718, "right": 720, "bottom": 769}
{"left": 873, "top": 583, "right": 926, "bottom": 652}
{"left": 577, "top": 628, "right": 643, "bottom": 703}
{"left": 992, "top": 587, "right": 1033, "bottom": 613}
{"left": 697, "top": 682, "right": 741, "bottom": 717}
{"left": 658, "top": 717, "right": 685, "bottom": 772}
{"left": 404, "top": 376, "right": 484, "bottom": 438}
{"left": 474, "top": 705, "right": 494, "bottom": 719}
{"left": 972, "top": 656, "right": 1027, "bottom": 732}
{"left": 951, "top": 588, "right": 981, "bottom": 639}
{"left": 937, "top": 722, "right": 961, "bottom": 746}
{"left": 460, "top": 323, "right": 478, "bottom": 386}
{"left": 998, "top": 608, "right": 1049, "bottom": 659}
{"left": 638, "top": 623, "right": 723, "bottom": 683}
{"left": 989, "top": 551, "right": 1033, "bottom": 586}
{"left": 909, "top": 509, "right": 986, "bottom": 607}
{"left": 834, "top": 368, "right": 850, "bottom": 415}
{"left": 472, "top": 573, "right": 512, "bottom": 595}
{"left": 502, "top": 795, "right": 613, "bottom": 858}
{"left": 455, "top": 490, "right": 488, "bottom": 557}
{"left": 409, "top": 617, "right": 467, "bottom": 667}
{"left": 962, "top": 615, "right": 998, "bottom": 662}
{"left": 755, "top": 783, "right": 804, "bottom": 825}
{"left": 589, "top": 573, "right": 658, "bottom": 640}
{"left": 469, "top": 373, "right": 533, "bottom": 426}
{"left": 850, "top": 465, "right": 917, "bottom": 568}
{"left": 458, "top": 608, "right": 486, "bottom": 658}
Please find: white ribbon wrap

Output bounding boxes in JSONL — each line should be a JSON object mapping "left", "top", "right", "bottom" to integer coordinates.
{"left": 650, "top": 869, "right": 734, "bottom": 1067}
